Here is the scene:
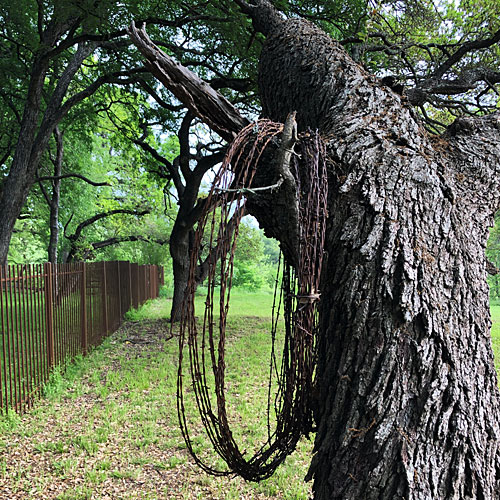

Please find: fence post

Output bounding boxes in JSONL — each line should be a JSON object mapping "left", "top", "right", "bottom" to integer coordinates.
{"left": 81, "top": 262, "right": 88, "bottom": 354}
{"left": 150, "top": 266, "right": 153, "bottom": 299}
{"left": 128, "top": 261, "right": 133, "bottom": 310}
{"left": 136, "top": 264, "right": 139, "bottom": 307}
{"left": 102, "top": 261, "right": 108, "bottom": 335}
{"left": 44, "top": 263, "right": 55, "bottom": 368}
{"left": 148, "top": 266, "right": 152, "bottom": 299}
{"left": 117, "top": 261, "right": 122, "bottom": 318}
{"left": 0, "top": 265, "right": 5, "bottom": 410}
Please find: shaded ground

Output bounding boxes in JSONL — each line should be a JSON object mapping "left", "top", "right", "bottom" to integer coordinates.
{"left": 0, "top": 317, "right": 312, "bottom": 500}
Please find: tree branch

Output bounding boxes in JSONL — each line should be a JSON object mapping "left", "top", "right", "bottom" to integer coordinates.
{"left": 127, "top": 21, "right": 249, "bottom": 141}
{"left": 136, "top": 78, "right": 184, "bottom": 111}
{"left": 55, "top": 67, "right": 148, "bottom": 124}
{"left": 133, "top": 135, "right": 185, "bottom": 195}
{"left": 433, "top": 28, "right": 500, "bottom": 81}
{"left": 90, "top": 234, "right": 169, "bottom": 251}
{"left": 36, "top": 173, "right": 110, "bottom": 186}
{"left": 66, "top": 209, "right": 151, "bottom": 242}
{"left": 408, "top": 67, "right": 500, "bottom": 106}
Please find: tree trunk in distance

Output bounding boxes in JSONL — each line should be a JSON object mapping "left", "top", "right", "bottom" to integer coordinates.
{"left": 47, "top": 127, "right": 63, "bottom": 263}
{"left": 169, "top": 222, "right": 191, "bottom": 322}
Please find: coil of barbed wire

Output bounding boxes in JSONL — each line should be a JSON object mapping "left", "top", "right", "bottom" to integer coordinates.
{"left": 176, "top": 118, "right": 328, "bottom": 481}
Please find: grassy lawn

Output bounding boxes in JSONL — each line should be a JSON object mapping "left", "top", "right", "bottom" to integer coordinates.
{"left": 1, "top": 289, "right": 499, "bottom": 499}
{"left": 490, "top": 304, "right": 500, "bottom": 375}
{"left": 0, "top": 289, "right": 312, "bottom": 500}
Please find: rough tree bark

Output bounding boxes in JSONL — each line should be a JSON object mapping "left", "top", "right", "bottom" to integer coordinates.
{"left": 169, "top": 222, "right": 192, "bottom": 322}
{"left": 130, "top": 4, "right": 500, "bottom": 498}
{"left": 47, "top": 127, "right": 63, "bottom": 264}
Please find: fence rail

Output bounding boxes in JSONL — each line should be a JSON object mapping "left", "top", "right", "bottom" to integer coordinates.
{"left": 0, "top": 261, "right": 163, "bottom": 414}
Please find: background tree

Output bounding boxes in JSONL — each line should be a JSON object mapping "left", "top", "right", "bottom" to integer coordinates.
{"left": 8, "top": 103, "right": 170, "bottom": 266}
{"left": 0, "top": 0, "right": 233, "bottom": 264}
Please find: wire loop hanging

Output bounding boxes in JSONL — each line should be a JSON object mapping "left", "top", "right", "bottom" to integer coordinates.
{"left": 177, "top": 119, "right": 328, "bottom": 481}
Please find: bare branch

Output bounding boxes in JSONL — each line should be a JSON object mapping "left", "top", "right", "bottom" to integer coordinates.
{"left": 137, "top": 78, "right": 184, "bottom": 111}
{"left": 55, "top": 67, "right": 148, "bottom": 124}
{"left": 90, "top": 234, "right": 169, "bottom": 251}
{"left": 433, "top": 28, "right": 500, "bottom": 81}
{"left": 37, "top": 178, "right": 51, "bottom": 205}
{"left": 133, "top": 135, "right": 185, "bottom": 195}
{"left": 66, "top": 208, "right": 151, "bottom": 242}
{"left": 127, "top": 21, "right": 249, "bottom": 141}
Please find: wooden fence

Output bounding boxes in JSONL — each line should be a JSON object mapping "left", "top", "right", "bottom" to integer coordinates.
{"left": 0, "top": 261, "right": 164, "bottom": 414}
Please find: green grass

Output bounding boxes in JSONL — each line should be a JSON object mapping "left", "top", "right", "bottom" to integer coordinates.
{"left": 490, "top": 304, "right": 500, "bottom": 374}
{"left": 126, "top": 287, "right": 277, "bottom": 321}
{"left": 0, "top": 288, "right": 312, "bottom": 499}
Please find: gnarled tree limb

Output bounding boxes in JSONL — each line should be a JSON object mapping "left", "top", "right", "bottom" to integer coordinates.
{"left": 127, "top": 21, "right": 249, "bottom": 142}
{"left": 36, "top": 173, "right": 110, "bottom": 187}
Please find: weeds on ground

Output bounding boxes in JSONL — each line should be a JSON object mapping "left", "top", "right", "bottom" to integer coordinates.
{"left": 2, "top": 291, "right": 499, "bottom": 499}
{"left": 489, "top": 304, "right": 500, "bottom": 375}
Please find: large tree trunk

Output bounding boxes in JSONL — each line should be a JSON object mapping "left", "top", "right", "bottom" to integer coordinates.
{"left": 0, "top": 56, "right": 48, "bottom": 264}
{"left": 130, "top": 9, "right": 500, "bottom": 498}
{"left": 169, "top": 222, "right": 192, "bottom": 322}
{"left": 257, "top": 19, "right": 500, "bottom": 499}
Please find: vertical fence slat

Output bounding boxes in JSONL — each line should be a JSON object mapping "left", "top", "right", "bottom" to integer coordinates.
{"left": 36, "top": 264, "right": 47, "bottom": 382}
{"left": 5, "top": 266, "right": 13, "bottom": 409}
{"left": 7, "top": 266, "right": 20, "bottom": 411}
{"left": 28, "top": 264, "right": 38, "bottom": 405}
{"left": 0, "top": 265, "right": 6, "bottom": 411}
{"left": 81, "top": 263, "right": 88, "bottom": 355}
{"left": 44, "top": 263, "right": 55, "bottom": 371}
{"left": 19, "top": 266, "right": 30, "bottom": 411}
{"left": 117, "top": 261, "right": 122, "bottom": 319}
{"left": 102, "top": 262, "right": 108, "bottom": 335}
{"left": 128, "top": 261, "right": 133, "bottom": 312}
{"left": 134, "top": 263, "right": 138, "bottom": 309}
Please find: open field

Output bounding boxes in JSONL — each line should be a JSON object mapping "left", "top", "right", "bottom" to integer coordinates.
{"left": 0, "top": 291, "right": 499, "bottom": 499}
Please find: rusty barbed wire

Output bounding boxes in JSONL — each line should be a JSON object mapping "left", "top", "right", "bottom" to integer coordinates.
{"left": 177, "top": 119, "right": 328, "bottom": 481}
